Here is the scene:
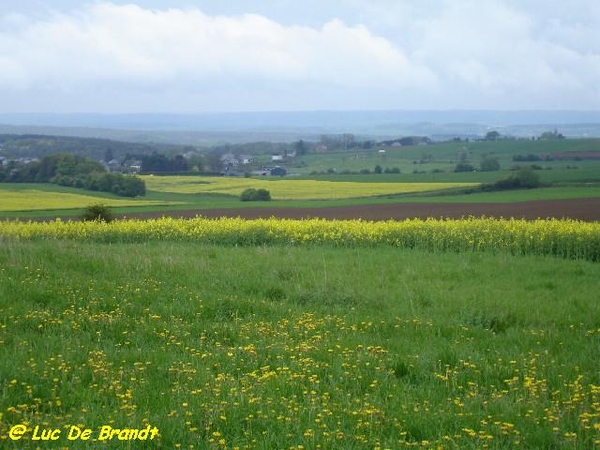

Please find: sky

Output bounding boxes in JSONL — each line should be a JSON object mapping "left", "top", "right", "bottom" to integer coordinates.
{"left": 0, "top": 0, "right": 599, "bottom": 113}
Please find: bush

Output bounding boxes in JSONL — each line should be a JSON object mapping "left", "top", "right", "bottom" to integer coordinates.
{"left": 483, "top": 167, "right": 542, "bottom": 192}
{"left": 513, "top": 167, "right": 541, "bottom": 188}
{"left": 480, "top": 157, "right": 500, "bottom": 172}
{"left": 81, "top": 204, "right": 114, "bottom": 222}
{"left": 454, "top": 162, "right": 475, "bottom": 172}
{"left": 240, "top": 188, "right": 271, "bottom": 202}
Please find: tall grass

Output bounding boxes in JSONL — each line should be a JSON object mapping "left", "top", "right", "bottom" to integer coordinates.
{"left": 0, "top": 241, "right": 599, "bottom": 449}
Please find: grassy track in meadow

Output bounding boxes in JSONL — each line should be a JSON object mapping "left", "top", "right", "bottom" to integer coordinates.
{"left": 0, "top": 237, "right": 599, "bottom": 449}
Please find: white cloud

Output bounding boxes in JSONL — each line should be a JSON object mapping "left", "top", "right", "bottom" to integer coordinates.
{"left": 0, "top": 0, "right": 598, "bottom": 111}
{"left": 0, "top": 3, "right": 435, "bottom": 91}
{"left": 405, "top": 0, "right": 600, "bottom": 108}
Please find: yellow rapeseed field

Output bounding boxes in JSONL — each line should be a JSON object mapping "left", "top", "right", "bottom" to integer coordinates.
{"left": 0, "top": 189, "right": 175, "bottom": 211}
{"left": 142, "top": 175, "right": 476, "bottom": 199}
{"left": 1, "top": 216, "right": 598, "bottom": 260}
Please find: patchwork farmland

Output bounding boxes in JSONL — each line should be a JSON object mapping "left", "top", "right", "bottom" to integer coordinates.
{"left": 1, "top": 138, "right": 599, "bottom": 449}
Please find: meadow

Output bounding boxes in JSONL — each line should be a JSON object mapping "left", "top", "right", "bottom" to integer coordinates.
{"left": 1, "top": 138, "right": 599, "bottom": 219}
{"left": 0, "top": 184, "right": 180, "bottom": 215}
{"left": 0, "top": 218, "right": 599, "bottom": 449}
{"left": 0, "top": 139, "right": 599, "bottom": 449}
{"left": 141, "top": 175, "right": 476, "bottom": 200}
{"left": 1, "top": 178, "right": 599, "bottom": 219}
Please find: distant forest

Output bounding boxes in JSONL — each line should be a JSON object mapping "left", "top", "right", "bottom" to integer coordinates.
{"left": 0, "top": 134, "right": 189, "bottom": 161}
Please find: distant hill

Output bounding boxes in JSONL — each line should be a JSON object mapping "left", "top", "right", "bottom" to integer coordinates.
{"left": 1, "top": 110, "right": 599, "bottom": 144}
{"left": 0, "top": 134, "right": 183, "bottom": 160}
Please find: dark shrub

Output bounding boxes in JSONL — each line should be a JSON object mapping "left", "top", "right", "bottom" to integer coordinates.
{"left": 480, "top": 157, "right": 500, "bottom": 172}
{"left": 514, "top": 167, "right": 541, "bottom": 188}
{"left": 454, "top": 162, "right": 475, "bottom": 172}
{"left": 81, "top": 204, "right": 114, "bottom": 222}
{"left": 240, "top": 188, "right": 271, "bottom": 202}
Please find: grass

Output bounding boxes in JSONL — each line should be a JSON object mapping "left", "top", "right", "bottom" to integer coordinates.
{"left": 1, "top": 183, "right": 599, "bottom": 219}
{"left": 141, "top": 175, "right": 476, "bottom": 200}
{"left": 293, "top": 139, "right": 600, "bottom": 177}
{"left": 0, "top": 184, "right": 180, "bottom": 212}
{"left": 0, "top": 240, "right": 599, "bottom": 449}
{"left": 391, "top": 186, "right": 600, "bottom": 203}
{"left": 1, "top": 139, "right": 599, "bottom": 219}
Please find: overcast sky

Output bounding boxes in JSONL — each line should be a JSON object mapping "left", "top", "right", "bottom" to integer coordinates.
{"left": 1, "top": 0, "right": 598, "bottom": 113}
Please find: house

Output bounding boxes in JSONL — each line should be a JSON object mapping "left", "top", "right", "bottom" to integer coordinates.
{"left": 220, "top": 153, "right": 240, "bottom": 166}
{"left": 271, "top": 155, "right": 284, "bottom": 162}
{"left": 128, "top": 164, "right": 142, "bottom": 174}
{"left": 270, "top": 167, "right": 287, "bottom": 176}
{"left": 105, "top": 159, "right": 122, "bottom": 172}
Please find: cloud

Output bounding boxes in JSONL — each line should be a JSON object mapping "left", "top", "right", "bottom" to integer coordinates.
{"left": 352, "top": 0, "right": 600, "bottom": 108}
{"left": 0, "top": 1, "right": 598, "bottom": 111}
{"left": 0, "top": 3, "right": 435, "bottom": 91}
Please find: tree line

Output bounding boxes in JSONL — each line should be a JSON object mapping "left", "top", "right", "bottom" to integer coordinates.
{"left": 0, "top": 153, "right": 145, "bottom": 197}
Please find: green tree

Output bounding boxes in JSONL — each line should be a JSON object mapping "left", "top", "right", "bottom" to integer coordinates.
{"left": 294, "top": 139, "right": 308, "bottom": 156}
{"left": 540, "top": 129, "right": 565, "bottom": 140}
{"left": 81, "top": 204, "right": 114, "bottom": 222}
{"left": 514, "top": 167, "right": 541, "bottom": 188}
{"left": 484, "top": 131, "right": 501, "bottom": 141}
{"left": 480, "top": 157, "right": 500, "bottom": 172}
{"left": 240, "top": 188, "right": 271, "bottom": 202}
{"left": 454, "top": 162, "right": 475, "bottom": 172}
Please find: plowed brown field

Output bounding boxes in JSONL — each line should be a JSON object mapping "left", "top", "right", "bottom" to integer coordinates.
{"left": 127, "top": 198, "right": 600, "bottom": 221}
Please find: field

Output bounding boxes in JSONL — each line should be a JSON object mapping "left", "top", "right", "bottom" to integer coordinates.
{"left": 141, "top": 176, "right": 476, "bottom": 200}
{"left": 0, "top": 184, "right": 179, "bottom": 214}
{"left": 1, "top": 139, "right": 600, "bottom": 220}
{"left": 1, "top": 218, "right": 599, "bottom": 449}
{"left": 0, "top": 139, "right": 599, "bottom": 449}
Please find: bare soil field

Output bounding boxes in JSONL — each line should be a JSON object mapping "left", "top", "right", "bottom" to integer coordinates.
{"left": 128, "top": 198, "right": 600, "bottom": 222}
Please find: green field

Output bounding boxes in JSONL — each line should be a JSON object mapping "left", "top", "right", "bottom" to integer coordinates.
{"left": 1, "top": 139, "right": 600, "bottom": 218}
{"left": 0, "top": 184, "right": 180, "bottom": 212}
{"left": 141, "top": 175, "right": 476, "bottom": 200}
{"left": 0, "top": 237, "right": 599, "bottom": 449}
{"left": 293, "top": 139, "right": 600, "bottom": 179}
{"left": 1, "top": 134, "right": 599, "bottom": 450}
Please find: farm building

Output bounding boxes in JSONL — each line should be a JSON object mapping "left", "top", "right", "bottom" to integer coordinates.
{"left": 270, "top": 167, "right": 287, "bottom": 176}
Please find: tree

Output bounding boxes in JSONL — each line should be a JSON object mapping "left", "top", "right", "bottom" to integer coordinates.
{"left": 491, "top": 167, "right": 541, "bottom": 191}
{"left": 513, "top": 167, "right": 541, "bottom": 188}
{"left": 81, "top": 204, "right": 114, "bottom": 222}
{"left": 343, "top": 133, "right": 355, "bottom": 151}
{"left": 204, "top": 152, "right": 224, "bottom": 173}
{"left": 240, "top": 188, "right": 271, "bottom": 202}
{"left": 480, "top": 157, "right": 500, "bottom": 172}
{"left": 34, "top": 154, "right": 61, "bottom": 182}
{"left": 294, "top": 139, "right": 308, "bottom": 156}
{"left": 540, "top": 129, "right": 565, "bottom": 140}
{"left": 187, "top": 154, "right": 204, "bottom": 172}
{"left": 454, "top": 162, "right": 475, "bottom": 172}
{"left": 484, "top": 131, "right": 501, "bottom": 141}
